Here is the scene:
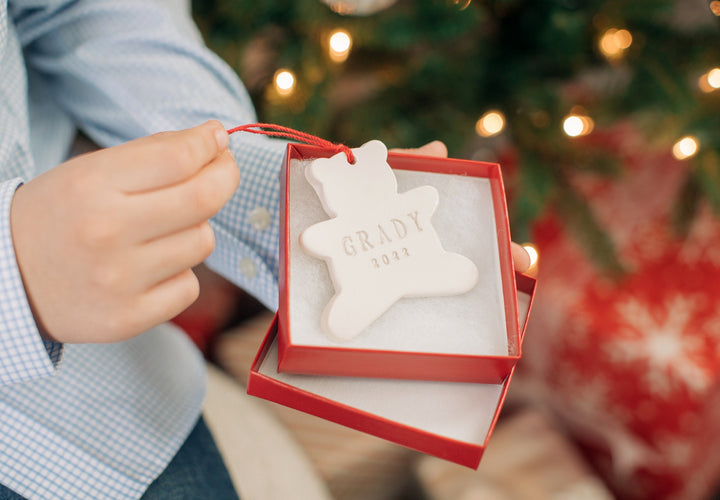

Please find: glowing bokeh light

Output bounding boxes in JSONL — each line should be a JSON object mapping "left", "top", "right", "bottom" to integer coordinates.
{"left": 563, "top": 116, "right": 584, "bottom": 137}
{"left": 708, "top": 68, "right": 720, "bottom": 89}
{"left": 563, "top": 114, "right": 594, "bottom": 137}
{"left": 599, "top": 28, "right": 632, "bottom": 60}
{"left": 614, "top": 29, "right": 633, "bottom": 49}
{"left": 672, "top": 136, "right": 699, "bottom": 160}
{"left": 475, "top": 110, "right": 506, "bottom": 137}
{"left": 329, "top": 30, "right": 352, "bottom": 62}
{"left": 273, "top": 69, "right": 296, "bottom": 95}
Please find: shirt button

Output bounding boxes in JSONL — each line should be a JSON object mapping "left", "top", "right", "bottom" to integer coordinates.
{"left": 239, "top": 258, "right": 258, "bottom": 279}
{"left": 248, "top": 206, "right": 272, "bottom": 231}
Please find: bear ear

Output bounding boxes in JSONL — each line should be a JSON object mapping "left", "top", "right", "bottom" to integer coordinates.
{"left": 356, "top": 140, "right": 389, "bottom": 163}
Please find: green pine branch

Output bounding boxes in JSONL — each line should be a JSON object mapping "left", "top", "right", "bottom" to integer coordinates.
{"left": 194, "top": 0, "right": 720, "bottom": 274}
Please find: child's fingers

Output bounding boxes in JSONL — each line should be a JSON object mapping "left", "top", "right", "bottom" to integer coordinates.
{"left": 135, "top": 269, "right": 202, "bottom": 333}
{"left": 128, "top": 150, "right": 239, "bottom": 242}
{"left": 390, "top": 141, "right": 448, "bottom": 158}
{"left": 511, "top": 243, "right": 531, "bottom": 273}
{"left": 111, "top": 120, "right": 229, "bottom": 193}
{"left": 133, "top": 222, "right": 216, "bottom": 289}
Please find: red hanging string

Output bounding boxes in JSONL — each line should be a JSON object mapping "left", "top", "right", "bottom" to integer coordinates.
{"left": 227, "top": 123, "right": 355, "bottom": 163}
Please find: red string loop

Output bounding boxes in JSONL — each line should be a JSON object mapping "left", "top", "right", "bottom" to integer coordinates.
{"left": 227, "top": 123, "right": 355, "bottom": 163}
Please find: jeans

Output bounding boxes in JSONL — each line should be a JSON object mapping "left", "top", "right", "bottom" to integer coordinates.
{"left": 0, "top": 416, "right": 239, "bottom": 500}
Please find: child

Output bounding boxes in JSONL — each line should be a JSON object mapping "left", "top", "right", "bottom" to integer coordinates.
{"left": 1, "top": 1, "right": 530, "bottom": 498}
{"left": 1, "top": 0, "right": 286, "bottom": 497}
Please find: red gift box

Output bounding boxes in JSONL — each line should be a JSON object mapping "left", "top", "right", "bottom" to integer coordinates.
{"left": 277, "top": 143, "right": 521, "bottom": 383}
{"left": 248, "top": 272, "right": 535, "bottom": 469}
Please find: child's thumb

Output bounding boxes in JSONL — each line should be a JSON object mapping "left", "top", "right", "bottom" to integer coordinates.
{"left": 416, "top": 140, "right": 448, "bottom": 158}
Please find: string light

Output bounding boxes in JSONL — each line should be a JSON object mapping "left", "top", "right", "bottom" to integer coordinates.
{"left": 475, "top": 110, "right": 506, "bottom": 137}
{"left": 672, "top": 136, "right": 699, "bottom": 160}
{"left": 699, "top": 67, "right": 720, "bottom": 92}
{"left": 562, "top": 111, "right": 594, "bottom": 137}
{"left": 273, "top": 69, "right": 296, "bottom": 96}
{"left": 711, "top": 1, "right": 720, "bottom": 16}
{"left": 328, "top": 29, "right": 352, "bottom": 63}
{"left": 599, "top": 28, "right": 633, "bottom": 60}
{"left": 699, "top": 69, "right": 719, "bottom": 92}
{"left": 709, "top": 68, "right": 720, "bottom": 88}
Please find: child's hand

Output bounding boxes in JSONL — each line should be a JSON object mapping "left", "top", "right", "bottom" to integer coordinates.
{"left": 393, "top": 141, "right": 533, "bottom": 274}
{"left": 10, "top": 121, "right": 239, "bottom": 344}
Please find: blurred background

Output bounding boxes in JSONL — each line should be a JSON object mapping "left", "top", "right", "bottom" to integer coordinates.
{"left": 193, "top": 0, "right": 719, "bottom": 270}
{"left": 181, "top": 1, "right": 720, "bottom": 499}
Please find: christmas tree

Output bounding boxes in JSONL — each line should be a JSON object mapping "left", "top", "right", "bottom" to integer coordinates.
{"left": 193, "top": 0, "right": 720, "bottom": 274}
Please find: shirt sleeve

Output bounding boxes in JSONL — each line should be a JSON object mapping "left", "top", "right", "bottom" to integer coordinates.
{"left": 0, "top": 178, "right": 63, "bottom": 385}
{"left": 11, "top": 0, "right": 287, "bottom": 310}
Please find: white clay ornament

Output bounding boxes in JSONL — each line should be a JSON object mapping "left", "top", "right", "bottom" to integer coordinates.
{"left": 299, "top": 140, "right": 479, "bottom": 341}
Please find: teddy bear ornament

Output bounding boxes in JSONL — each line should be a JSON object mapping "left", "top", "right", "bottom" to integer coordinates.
{"left": 299, "top": 140, "right": 479, "bottom": 341}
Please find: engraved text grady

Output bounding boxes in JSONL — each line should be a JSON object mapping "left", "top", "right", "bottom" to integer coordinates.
{"left": 341, "top": 211, "right": 423, "bottom": 257}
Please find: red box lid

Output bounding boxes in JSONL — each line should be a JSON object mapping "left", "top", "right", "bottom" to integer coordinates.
{"left": 248, "top": 272, "right": 536, "bottom": 469}
{"left": 277, "top": 143, "right": 521, "bottom": 383}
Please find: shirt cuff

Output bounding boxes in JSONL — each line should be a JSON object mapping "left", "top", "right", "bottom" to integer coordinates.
{"left": 0, "top": 178, "right": 64, "bottom": 385}
{"left": 206, "top": 133, "right": 287, "bottom": 311}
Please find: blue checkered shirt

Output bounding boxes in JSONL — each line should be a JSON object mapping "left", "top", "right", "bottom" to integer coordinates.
{"left": 0, "top": 0, "right": 284, "bottom": 498}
